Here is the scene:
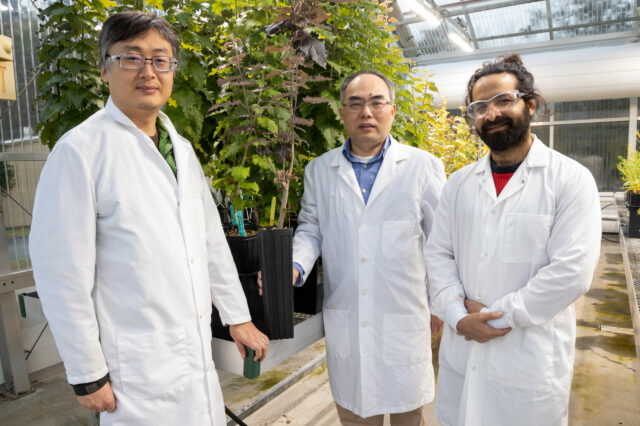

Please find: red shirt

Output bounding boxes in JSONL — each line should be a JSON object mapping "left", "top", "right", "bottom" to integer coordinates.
{"left": 492, "top": 171, "right": 515, "bottom": 196}
{"left": 490, "top": 158, "right": 522, "bottom": 196}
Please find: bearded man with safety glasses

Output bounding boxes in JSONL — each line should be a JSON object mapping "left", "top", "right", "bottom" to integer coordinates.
{"left": 425, "top": 54, "right": 601, "bottom": 425}
{"left": 30, "top": 11, "right": 268, "bottom": 425}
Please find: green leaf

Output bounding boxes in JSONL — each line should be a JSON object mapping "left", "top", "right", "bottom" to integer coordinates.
{"left": 230, "top": 166, "right": 251, "bottom": 182}
{"left": 256, "top": 116, "right": 279, "bottom": 134}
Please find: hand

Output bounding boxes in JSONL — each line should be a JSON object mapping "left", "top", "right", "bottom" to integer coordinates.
{"left": 292, "top": 267, "right": 299, "bottom": 286}
{"left": 229, "top": 321, "right": 269, "bottom": 361}
{"left": 464, "top": 299, "right": 486, "bottom": 314}
{"left": 76, "top": 381, "right": 116, "bottom": 413}
{"left": 430, "top": 315, "right": 443, "bottom": 335}
{"left": 456, "top": 311, "right": 511, "bottom": 343}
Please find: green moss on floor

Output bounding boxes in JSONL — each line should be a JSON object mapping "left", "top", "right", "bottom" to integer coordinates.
{"left": 600, "top": 271, "right": 627, "bottom": 285}
{"left": 604, "top": 253, "right": 624, "bottom": 264}
{"left": 575, "top": 333, "right": 636, "bottom": 358}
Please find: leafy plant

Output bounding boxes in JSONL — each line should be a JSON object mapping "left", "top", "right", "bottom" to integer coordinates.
{"left": 35, "top": 0, "right": 114, "bottom": 148}
{"left": 618, "top": 131, "right": 640, "bottom": 194}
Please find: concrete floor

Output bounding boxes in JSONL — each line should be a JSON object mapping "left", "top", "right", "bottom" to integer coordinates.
{"left": 246, "top": 238, "right": 640, "bottom": 425}
{"left": 1, "top": 237, "right": 638, "bottom": 425}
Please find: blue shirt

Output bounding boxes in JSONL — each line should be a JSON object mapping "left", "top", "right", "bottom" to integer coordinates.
{"left": 340, "top": 136, "right": 391, "bottom": 204}
{"left": 293, "top": 136, "right": 391, "bottom": 286}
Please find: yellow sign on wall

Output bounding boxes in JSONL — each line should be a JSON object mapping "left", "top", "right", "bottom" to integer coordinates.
{"left": 0, "top": 35, "right": 16, "bottom": 101}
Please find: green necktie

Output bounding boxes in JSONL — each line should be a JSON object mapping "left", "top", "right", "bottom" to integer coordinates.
{"left": 157, "top": 118, "right": 177, "bottom": 178}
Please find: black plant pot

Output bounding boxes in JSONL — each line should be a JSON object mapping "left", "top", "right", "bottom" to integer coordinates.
{"left": 211, "top": 229, "right": 295, "bottom": 341}
{"left": 627, "top": 192, "right": 640, "bottom": 238}
{"left": 294, "top": 258, "right": 324, "bottom": 315}
{"left": 259, "top": 228, "right": 294, "bottom": 339}
{"left": 211, "top": 234, "right": 265, "bottom": 340}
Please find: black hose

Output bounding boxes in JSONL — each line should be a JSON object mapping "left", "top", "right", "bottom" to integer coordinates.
{"left": 225, "top": 406, "right": 249, "bottom": 426}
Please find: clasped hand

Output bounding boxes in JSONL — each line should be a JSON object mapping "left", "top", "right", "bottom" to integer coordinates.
{"left": 456, "top": 299, "right": 511, "bottom": 343}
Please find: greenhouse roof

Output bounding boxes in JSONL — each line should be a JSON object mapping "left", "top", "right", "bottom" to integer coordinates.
{"left": 392, "top": 0, "right": 640, "bottom": 66}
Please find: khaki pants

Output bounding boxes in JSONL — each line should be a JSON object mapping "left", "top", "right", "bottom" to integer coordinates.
{"left": 335, "top": 404, "right": 427, "bottom": 426}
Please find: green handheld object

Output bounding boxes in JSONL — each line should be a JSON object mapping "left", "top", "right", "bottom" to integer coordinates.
{"left": 243, "top": 346, "right": 261, "bottom": 379}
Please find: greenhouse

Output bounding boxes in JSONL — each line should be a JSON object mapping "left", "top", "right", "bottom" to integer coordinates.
{"left": 0, "top": 1, "right": 638, "bottom": 425}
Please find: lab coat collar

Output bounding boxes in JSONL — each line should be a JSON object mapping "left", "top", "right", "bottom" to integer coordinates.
{"left": 367, "top": 136, "right": 409, "bottom": 206}
{"left": 473, "top": 134, "right": 548, "bottom": 176}
{"left": 474, "top": 134, "right": 549, "bottom": 203}
{"left": 105, "top": 97, "right": 139, "bottom": 130}
{"left": 105, "top": 97, "right": 186, "bottom": 197}
{"left": 331, "top": 135, "right": 407, "bottom": 206}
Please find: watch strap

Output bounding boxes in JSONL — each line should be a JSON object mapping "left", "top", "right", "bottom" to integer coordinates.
{"left": 72, "top": 373, "right": 110, "bottom": 396}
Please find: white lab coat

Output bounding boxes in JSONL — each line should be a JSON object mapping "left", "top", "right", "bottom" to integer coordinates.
{"left": 425, "top": 138, "right": 601, "bottom": 426}
{"left": 29, "top": 98, "right": 251, "bottom": 426}
{"left": 293, "top": 137, "right": 446, "bottom": 417}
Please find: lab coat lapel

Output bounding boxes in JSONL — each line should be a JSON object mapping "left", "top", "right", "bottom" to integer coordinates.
{"left": 366, "top": 138, "right": 405, "bottom": 206}
{"left": 332, "top": 152, "right": 365, "bottom": 205}
{"left": 475, "top": 154, "right": 497, "bottom": 202}
{"left": 158, "top": 112, "right": 188, "bottom": 203}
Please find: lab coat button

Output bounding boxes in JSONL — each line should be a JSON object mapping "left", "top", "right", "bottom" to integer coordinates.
{"left": 361, "top": 290, "right": 368, "bottom": 296}
{"left": 361, "top": 322, "right": 367, "bottom": 328}
{"left": 190, "top": 258, "right": 195, "bottom": 264}
{"left": 472, "top": 366, "right": 477, "bottom": 371}
{"left": 361, "top": 258, "right": 367, "bottom": 264}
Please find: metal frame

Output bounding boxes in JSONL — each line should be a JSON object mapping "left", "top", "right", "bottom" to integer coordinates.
{"left": 394, "top": 0, "right": 640, "bottom": 64}
{"left": 413, "top": 30, "right": 640, "bottom": 65}
{"left": 0, "top": 269, "right": 35, "bottom": 394}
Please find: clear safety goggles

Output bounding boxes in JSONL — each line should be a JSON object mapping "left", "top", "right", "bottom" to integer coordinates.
{"left": 466, "top": 90, "right": 526, "bottom": 120}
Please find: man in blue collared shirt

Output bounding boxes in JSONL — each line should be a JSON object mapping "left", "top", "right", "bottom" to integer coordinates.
{"left": 290, "top": 70, "right": 446, "bottom": 425}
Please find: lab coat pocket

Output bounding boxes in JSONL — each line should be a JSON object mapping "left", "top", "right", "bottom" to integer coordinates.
{"left": 485, "top": 326, "right": 553, "bottom": 391}
{"left": 383, "top": 313, "right": 429, "bottom": 366}
{"left": 382, "top": 220, "right": 419, "bottom": 261}
{"left": 323, "top": 309, "right": 350, "bottom": 359}
{"left": 503, "top": 214, "right": 553, "bottom": 264}
{"left": 117, "top": 328, "right": 189, "bottom": 400}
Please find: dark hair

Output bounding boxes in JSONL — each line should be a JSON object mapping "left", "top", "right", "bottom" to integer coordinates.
{"left": 464, "top": 54, "right": 547, "bottom": 123}
{"left": 340, "top": 70, "right": 395, "bottom": 104}
{"left": 99, "top": 11, "right": 180, "bottom": 67}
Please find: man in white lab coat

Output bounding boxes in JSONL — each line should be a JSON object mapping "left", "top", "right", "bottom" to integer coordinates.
{"left": 29, "top": 11, "right": 268, "bottom": 425}
{"left": 291, "top": 70, "right": 446, "bottom": 425}
{"left": 425, "top": 54, "right": 601, "bottom": 425}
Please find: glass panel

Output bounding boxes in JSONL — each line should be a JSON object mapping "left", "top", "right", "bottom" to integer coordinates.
{"left": 553, "top": 122, "right": 627, "bottom": 191}
{"left": 549, "top": 0, "right": 636, "bottom": 39}
{"left": 469, "top": 2, "right": 549, "bottom": 48}
{"left": 530, "top": 125, "right": 550, "bottom": 147}
{"left": 551, "top": 99, "right": 629, "bottom": 121}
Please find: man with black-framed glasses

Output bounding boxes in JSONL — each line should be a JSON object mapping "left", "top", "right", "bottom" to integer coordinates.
{"left": 30, "top": 11, "right": 268, "bottom": 425}
{"left": 425, "top": 54, "right": 601, "bottom": 425}
{"left": 291, "top": 70, "right": 446, "bottom": 425}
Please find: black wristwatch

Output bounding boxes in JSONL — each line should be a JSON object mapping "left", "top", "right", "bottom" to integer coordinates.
{"left": 72, "top": 373, "right": 110, "bottom": 396}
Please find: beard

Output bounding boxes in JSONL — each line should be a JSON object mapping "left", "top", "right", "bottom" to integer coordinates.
{"left": 477, "top": 108, "right": 531, "bottom": 152}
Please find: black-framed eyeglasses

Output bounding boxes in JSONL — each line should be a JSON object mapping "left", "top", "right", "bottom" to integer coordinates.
{"left": 344, "top": 98, "right": 392, "bottom": 113}
{"left": 466, "top": 90, "right": 527, "bottom": 120}
{"left": 107, "top": 53, "right": 179, "bottom": 72}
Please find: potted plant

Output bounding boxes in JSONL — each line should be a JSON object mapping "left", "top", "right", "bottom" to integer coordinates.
{"left": 617, "top": 131, "right": 640, "bottom": 237}
{"left": 208, "top": 0, "right": 335, "bottom": 339}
